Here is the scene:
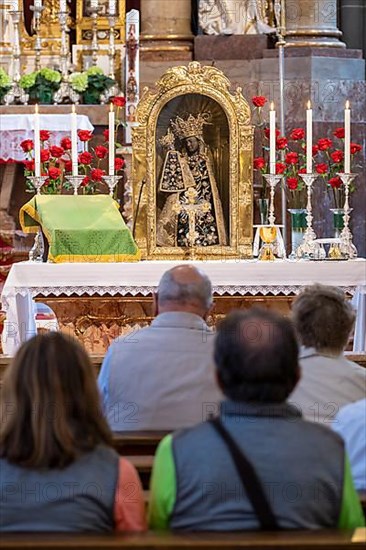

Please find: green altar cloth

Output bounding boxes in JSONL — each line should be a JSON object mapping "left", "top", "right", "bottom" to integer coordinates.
{"left": 20, "top": 195, "right": 141, "bottom": 263}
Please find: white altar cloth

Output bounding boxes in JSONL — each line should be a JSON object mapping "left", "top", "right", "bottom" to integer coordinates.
{"left": 1, "top": 259, "right": 366, "bottom": 355}
{"left": 0, "top": 114, "right": 94, "bottom": 161}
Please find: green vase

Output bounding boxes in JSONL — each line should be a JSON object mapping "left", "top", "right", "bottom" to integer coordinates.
{"left": 39, "top": 89, "right": 54, "bottom": 104}
{"left": 330, "top": 208, "right": 344, "bottom": 238}
{"left": 288, "top": 208, "right": 307, "bottom": 259}
{"left": 82, "top": 90, "right": 101, "bottom": 104}
{"left": 257, "top": 198, "right": 269, "bottom": 225}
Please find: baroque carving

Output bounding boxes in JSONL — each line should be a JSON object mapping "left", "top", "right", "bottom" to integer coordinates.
{"left": 132, "top": 61, "right": 254, "bottom": 260}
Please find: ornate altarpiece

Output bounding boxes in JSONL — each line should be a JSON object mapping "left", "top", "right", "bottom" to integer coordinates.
{"left": 132, "top": 62, "right": 254, "bottom": 260}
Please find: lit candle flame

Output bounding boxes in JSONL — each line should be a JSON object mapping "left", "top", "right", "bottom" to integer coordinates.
{"left": 72, "top": 104, "right": 76, "bottom": 114}
{"left": 270, "top": 101, "right": 274, "bottom": 111}
{"left": 345, "top": 100, "right": 350, "bottom": 109}
{"left": 307, "top": 100, "right": 311, "bottom": 110}
{"left": 110, "top": 102, "right": 114, "bottom": 112}
{"left": 35, "top": 104, "right": 39, "bottom": 114}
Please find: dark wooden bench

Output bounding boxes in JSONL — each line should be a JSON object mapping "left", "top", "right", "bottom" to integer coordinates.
{"left": 0, "top": 530, "right": 364, "bottom": 550}
{"left": 112, "top": 432, "right": 167, "bottom": 456}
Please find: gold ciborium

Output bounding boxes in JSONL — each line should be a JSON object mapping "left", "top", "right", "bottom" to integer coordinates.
{"left": 258, "top": 225, "right": 277, "bottom": 261}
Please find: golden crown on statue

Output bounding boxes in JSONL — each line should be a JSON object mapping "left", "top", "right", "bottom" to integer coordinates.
{"left": 171, "top": 112, "right": 211, "bottom": 140}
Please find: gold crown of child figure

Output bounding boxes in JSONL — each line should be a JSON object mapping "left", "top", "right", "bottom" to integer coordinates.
{"left": 171, "top": 112, "right": 212, "bottom": 141}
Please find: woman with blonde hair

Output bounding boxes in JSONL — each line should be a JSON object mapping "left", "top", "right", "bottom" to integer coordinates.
{"left": 0, "top": 332, "right": 146, "bottom": 532}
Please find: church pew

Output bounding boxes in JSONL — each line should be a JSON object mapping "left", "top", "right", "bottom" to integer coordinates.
{"left": 112, "top": 432, "right": 168, "bottom": 456}
{"left": 0, "top": 530, "right": 364, "bottom": 550}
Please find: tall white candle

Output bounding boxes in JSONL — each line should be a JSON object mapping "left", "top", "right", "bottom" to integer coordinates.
{"left": 344, "top": 100, "right": 351, "bottom": 174}
{"left": 34, "top": 104, "right": 41, "bottom": 177}
{"left": 109, "top": 103, "right": 115, "bottom": 176}
{"left": 269, "top": 101, "right": 276, "bottom": 175}
{"left": 71, "top": 105, "right": 78, "bottom": 176}
{"left": 60, "top": 0, "right": 67, "bottom": 12}
{"left": 306, "top": 100, "right": 313, "bottom": 174}
{"left": 109, "top": 0, "right": 116, "bottom": 15}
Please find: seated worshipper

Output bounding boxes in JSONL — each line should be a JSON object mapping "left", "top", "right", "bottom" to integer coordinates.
{"left": 149, "top": 309, "right": 364, "bottom": 531}
{"left": 98, "top": 265, "right": 222, "bottom": 431}
{"left": 333, "top": 399, "right": 366, "bottom": 492}
{"left": 0, "top": 333, "right": 146, "bottom": 533}
{"left": 290, "top": 284, "right": 366, "bottom": 425}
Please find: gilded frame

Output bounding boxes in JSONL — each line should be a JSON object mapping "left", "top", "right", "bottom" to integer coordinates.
{"left": 132, "top": 62, "right": 254, "bottom": 260}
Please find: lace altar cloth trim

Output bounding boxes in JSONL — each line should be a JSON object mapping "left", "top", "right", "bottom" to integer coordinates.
{"left": 10, "top": 284, "right": 357, "bottom": 298}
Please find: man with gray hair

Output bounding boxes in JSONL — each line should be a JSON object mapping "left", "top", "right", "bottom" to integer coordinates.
{"left": 98, "top": 265, "right": 222, "bottom": 431}
{"left": 290, "top": 284, "right": 366, "bottom": 425}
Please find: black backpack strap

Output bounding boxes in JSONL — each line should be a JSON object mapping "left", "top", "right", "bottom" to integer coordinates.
{"left": 210, "top": 417, "right": 279, "bottom": 531}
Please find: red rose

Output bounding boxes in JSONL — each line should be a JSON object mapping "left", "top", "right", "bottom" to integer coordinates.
{"left": 264, "top": 127, "right": 280, "bottom": 139}
{"left": 40, "top": 130, "right": 51, "bottom": 142}
{"left": 253, "top": 156, "right": 266, "bottom": 170}
{"left": 287, "top": 177, "right": 299, "bottom": 190}
{"left": 285, "top": 152, "right": 299, "bottom": 165}
{"left": 48, "top": 166, "right": 61, "bottom": 180}
{"left": 317, "top": 138, "right": 333, "bottom": 151}
{"left": 333, "top": 127, "right": 345, "bottom": 139}
{"left": 78, "top": 151, "right": 93, "bottom": 165}
{"left": 90, "top": 168, "right": 105, "bottom": 181}
{"left": 115, "top": 157, "right": 125, "bottom": 171}
{"left": 329, "top": 176, "right": 342, "bottom": 189}
{"left": 290, "top": 128, "right": 305, "bottom": 141}
{"left": 275, "top": 162, "right": 286, "bottom": 174}
{"left": 77, "top": 130, "right": 93, "bottom": 142}
{"left": 350, "top": 142, "right": 362, "bottom": 154}
{"left": 61, "top": 158, "right": 72, "bottom": 172}
{"left": 315, "top": 163, "right": 328, "bottom": 174}
{"left": 60, "top": 137, "right": 72, "bottom": 150}
{"left": 20, "top": 139, "right": 34, "bottom": 152}
{"left": 95, "top": 145, "right": 108, "bottom": 159}
{"left": 112, "top": 96, "right": 126, "bottom": 107}
{"left": 103, "top": 129, "right": 109, "bottom": 142}
{"left": 24, "top": 159, "right": 35, "bottom": 171}
{"left": 330, "top": 150, "right": 344, "bottom": 163}
{"left": 298, "top": 167, "right": 307, "bottom": 174}
{"left": 40, "top": 149, "right": 50, "bottom": 162}
{"left": 312, "top": 145, "right": 319, "bottom": 156}
{"left": 276, "top": 136, "right": 288, "bottom": 149}
{"left": 50, "top": 145, "right": 64, "bottom": 158}
{"left": 252, "top": 96, "right": 267, "bottom": 108}
{"left": 81, "top": 176, "right": 90, "bottom": 187}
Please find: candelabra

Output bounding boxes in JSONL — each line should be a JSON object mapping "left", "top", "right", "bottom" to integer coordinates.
{"left": 296, "top": 174, "right": 325, "bottom": 259}
{"left": 4, "top": 11, "right": 29, "bottom": 104}
{"left": 89, "top": 3, "right": 100, "bottom": 67}
{"left": 102, "top": 175, "right": 121, "bottom": 196}
{"left": 30, "top": 3, "right": 44, "bottom": 71}
{"left": 53, "top": 8, "right": 81, "bottom": 104}
{"left": 28, "top": 175, "right": 49, "bottom": 195}
{"left": 100, "top": 15, "right": 120, "bottom": 103}
{"left": 263, "top": 174, "right": 282, "bottom": 226}
{"left": 337, "top": 173, "right": 358, "bottom": 259}
{"left": 258, "top": 174, "right": 282, "bottom": 261}
{"left": 66, "top": 175, "right": 86, "bottom": 195}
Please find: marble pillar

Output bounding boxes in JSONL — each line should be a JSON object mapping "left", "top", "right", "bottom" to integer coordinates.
{"left": 339, "top": 0, "right": 366, "bottom": 71}
{"left": 140, "top": 0, "right": 193, "bottom": 60}
{"left": 285, "top": 0, "right": 345, "bottom": 47}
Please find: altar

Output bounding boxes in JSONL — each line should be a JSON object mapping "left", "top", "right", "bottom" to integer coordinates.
{"left": 1, "top": 258, "right": 365, "bottom": 355}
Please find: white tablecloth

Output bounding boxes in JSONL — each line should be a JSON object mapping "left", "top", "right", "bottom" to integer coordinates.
{"left": 1, "top": 259, "right": 366, "bottom": 355}
{"left": 0, "top": 114, "right": 94, "bottom": 161}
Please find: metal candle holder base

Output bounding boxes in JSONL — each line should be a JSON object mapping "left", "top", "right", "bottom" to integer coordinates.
{"left": 263, "top": 174, "right": 282, "bottom": 226}
{"left": 296, "top": 173, "right": 325, "bottom": 260}
{"left": 28, "top": 175, "right": 49, "bottom": 195}
{"left": 66, "top": 175, "right": 86, "bottom": 195}
{"left": 337, "top": 173, "right": 358, "bottom": 259}
{"left": 102, "top": 175, "right": 121, "bottom": 196}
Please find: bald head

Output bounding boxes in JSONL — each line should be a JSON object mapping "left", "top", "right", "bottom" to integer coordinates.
{"left": 157, "top": 265, "right": 213, "bottom": 318}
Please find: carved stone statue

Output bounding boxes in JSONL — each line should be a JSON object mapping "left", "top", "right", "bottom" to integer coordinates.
{"left": 199, "top": 0, "right": 274, "bottom": 35}
{"left": 157, "top": 113, "right": 227, "bottom": 247}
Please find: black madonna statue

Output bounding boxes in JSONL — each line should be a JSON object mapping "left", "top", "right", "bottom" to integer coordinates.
{"left": 156, "top": 112, "right": 227, "bottom": 247}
